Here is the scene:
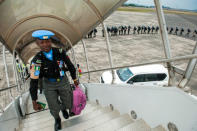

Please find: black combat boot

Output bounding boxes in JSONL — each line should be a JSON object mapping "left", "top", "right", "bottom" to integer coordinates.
{"left": 54, "top": 117, "right": 61, "bottom": 131}
{"left": 61, "top": 109, "right": 69, "bottom": 119}
{"left": 69, "top": 112, "right": 75, "bottom": 117}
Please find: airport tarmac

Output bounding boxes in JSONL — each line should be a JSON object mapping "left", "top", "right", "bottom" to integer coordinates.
{"left": 72, "top": 11, "right": 197, "bottom": 94}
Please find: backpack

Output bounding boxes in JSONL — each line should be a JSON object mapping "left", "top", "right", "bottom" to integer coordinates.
{"left": 71, "top": 86, "right": 86, "bottom": 115}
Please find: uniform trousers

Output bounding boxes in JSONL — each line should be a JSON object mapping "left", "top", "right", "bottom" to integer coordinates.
{"left": 43, "top": 76, "right": 72, "bottom": 119}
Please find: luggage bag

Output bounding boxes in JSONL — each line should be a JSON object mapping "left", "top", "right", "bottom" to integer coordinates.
{"left": 71, "top": 86, "right": 86, "bottom": 115}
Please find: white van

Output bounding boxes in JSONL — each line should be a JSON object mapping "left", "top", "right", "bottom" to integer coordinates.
{"left": 100, "top": 64, "right": 169, "bottom": 86}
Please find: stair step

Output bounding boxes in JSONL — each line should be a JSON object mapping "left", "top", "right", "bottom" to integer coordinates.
{"left": 86, "top": 113, "right": 134, "bottom": 131}
{"left": 24, "top": 103, "right": 94, "bottom": 122}
{"left": 62, "top": 110, "right": 120, "bottom": 131}
{"left": 62, "top": 106, "right": 112, "bottom": 128}
{"left": 81, "top": 104, "right": 101, "bottom": 114}
{"left": 19, "top": 104, "right": 109, "bottom": 131}
{"left": 20, "top": 111, "right": 53, "bottom": 129}
{"left": 117, "top": 119, "right": 151, "bottom": 131}
{"left": 22, "top": 110, "right": 50, "bottom": 124}
{"left": 151, "top": 125, "right": 167, "bottom": 131}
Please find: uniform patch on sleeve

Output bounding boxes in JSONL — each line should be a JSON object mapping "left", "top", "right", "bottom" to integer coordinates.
{"left": 30, "top": 63, "right": 39, "bottom": 79}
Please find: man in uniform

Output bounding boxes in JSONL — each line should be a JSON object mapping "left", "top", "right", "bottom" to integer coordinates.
{"left": 141, "top": 25, "right": 144, "bottom": 34}
{"left": 169, "top": 27, "right": 173, "bottom": 34}
{"left": 29, "top": 30, "right": 78, "bottom": 131}
{"left": 174, "top": 27, "right": 179, "bottom": 35}
{"left": 137, "top": 26, "right": 141, "bottom": 34}
{"left": 180, "top": 28, "right": 184, "bottom": 36}
{"left": 155, "top": 26, "right": 159, "bottom": 33}
{"left": 133, "top": 26, "right": 137, "bottom": 34}
{"left": 93, "top": 28, "right": 97, "bottom": 37}
{"left": 147, "top": 26, "right": 151, "bottom": 34}
{"left": 186, "top": 28, "right": 191, "bottom": 37}
{"left": 151, "top": 26, "right": 155, "bottom": 34}
{"left": 127, "top": 25, "right": 131, "bottom": 35}
{"left": 144, "top": 26, "right": 147, "bottom": 34}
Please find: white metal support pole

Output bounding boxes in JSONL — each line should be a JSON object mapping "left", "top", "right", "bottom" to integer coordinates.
{"left": 12, "top": 51, "right": 17, "bottom": 85}
{"left": 2, "top": 46, "right": 14, "bottom": 100}
{"left": 0, "top": 42, "right": 4, "bottom": 112}
{"left": 66, "top": 40, "right": 79, "bottom": 81}
{"left": 81, "top": 40, "right": 91, "bottom": 82}
{"left": 154, "top": 0, "right": 176, "bottom": 86}
{"left": 178, "top": 42, "right": 197, "bottom": 89}
{"left": 101, "top": 22, "right": 115, "bottom": 84}
{"left": 12, "top": 50, "right": 20, "bottom": 92}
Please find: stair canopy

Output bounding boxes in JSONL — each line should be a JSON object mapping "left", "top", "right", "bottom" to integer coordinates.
{"left": 0, "top": 0, "right": 126, "bottom": 63}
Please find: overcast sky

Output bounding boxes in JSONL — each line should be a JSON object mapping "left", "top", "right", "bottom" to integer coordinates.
{"left": 125, "top": 0, "right": 197, "bottom": 10}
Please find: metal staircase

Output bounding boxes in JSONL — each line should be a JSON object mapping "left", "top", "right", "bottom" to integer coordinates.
{"left": 18, "top": 94, "right": 166, "bottom": 131}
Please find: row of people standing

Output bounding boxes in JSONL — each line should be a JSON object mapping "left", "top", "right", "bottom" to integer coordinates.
{"left": 167, "top": 27, "right": 197, "bottom": 37}
{"left": 85, "top": 28, "right": 98, "bottom": 38}
{"left": 85, "top": 25, "right": 197, "bottom": 39}
{"left": 102, "top": 25, "right": 160, "bottom": 37}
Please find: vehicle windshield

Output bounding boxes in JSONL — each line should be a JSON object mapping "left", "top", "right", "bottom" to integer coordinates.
{"left": 116, "top": 68, "right": 133, "bottom": 81}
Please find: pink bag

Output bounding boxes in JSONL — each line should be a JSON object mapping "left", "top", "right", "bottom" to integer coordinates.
{"left": 71, "top": 86, "right": 86, "bottom": 115}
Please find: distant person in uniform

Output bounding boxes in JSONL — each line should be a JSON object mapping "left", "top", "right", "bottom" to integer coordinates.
{"left": 111, "top": 26, "right": 115, "bottom": 36}
{"left": 88, "top": 30, "right": 93, "bottom": 38}
{"left": 93, "top": 28, "right": 97, "bottom": 37}
{"left": 107, "top": 27, "right": 111, "bottom": 36}
{"left": 151, "top": 26, "right": 155, "bottom": 34}
{"left": 147, "top": 26, "right": 151, "bottom": 34}
{"left": 137, "top": 26, "right": 141, "bottom": 34}
{"left": 180, "top": 28, "right": 184, "bottom": 36}
{"left": 169, "top": 27, "right": 173, "bottom": 34}
{"left": 186, "top": 28, "right": 191, "bottom": 37}
{"left": 124, "top": 26, "right": 127, "bottom": 35}
{"left": 144, "top": 26, "right": 147, "bottom": 34}
{"left": 133, "top": 26, "right": 137, "bottom": 34}
{"left": 114, "top": 26, "right": 117, "bottom": 36}
{"left": 121, "top": 26, "right": 124, "bottom": 35}
{"left": 174, "top": 27, "right": 179, "bottom": 35}
{"left": 155, "top": 26, "right": 159, "bottom": 33}
{"left": 128, "top": 25, "right": 131, "bottom": 35}
{"left": 141, "top": 26, "right": 144, "bottom": 34}
{"left": 29, "top": 30, "right": 78, "bottom": 131}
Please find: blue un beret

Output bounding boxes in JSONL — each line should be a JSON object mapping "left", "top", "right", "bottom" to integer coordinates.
{"left": 32, "top": 30, "right": 55, "bottom": 40}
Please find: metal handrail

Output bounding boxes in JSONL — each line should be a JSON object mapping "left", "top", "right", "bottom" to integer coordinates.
{"left": 82, "top": 54, "right": 197, "bottom": 74}
{"left": 0, "top": 84, "right": 18, "bottom": 92}
{"left": 0, "top": 78, "right": 27, "bottom": 92}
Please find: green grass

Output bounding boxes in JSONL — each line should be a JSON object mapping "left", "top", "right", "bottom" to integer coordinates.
{"left": 117, "top": 7, "right": 197, "bottom": 16}
{"left": 117, "top": 7, "right": 154, "bottom": 13}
